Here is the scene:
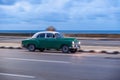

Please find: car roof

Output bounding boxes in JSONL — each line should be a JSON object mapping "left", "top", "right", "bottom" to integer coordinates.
{"left": 35, "top": 31, "right": 59, "bottom": 34}
{"left": 32, "top": 31, "right": 59, "bottom": 38}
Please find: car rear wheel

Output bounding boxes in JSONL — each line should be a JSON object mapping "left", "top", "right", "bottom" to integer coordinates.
{"left": 62, "top": 45, "right": 69, "bottom": 53}
{"left": 28, "top": 44, "right": 36, "bottom": 52}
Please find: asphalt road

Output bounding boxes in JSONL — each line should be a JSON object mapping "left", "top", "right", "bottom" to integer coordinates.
{"left": 0, "top": 49, "right": 120, "bottom": 80}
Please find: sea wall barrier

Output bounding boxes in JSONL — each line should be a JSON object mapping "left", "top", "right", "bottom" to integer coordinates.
{"left": 0, "top": 33, "right": 120, "bottom": 38}
{"left": 64, "top": 34, "right": 120, "bottom": 38}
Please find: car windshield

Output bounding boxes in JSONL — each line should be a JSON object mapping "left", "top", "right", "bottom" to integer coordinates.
{"left": 55, "top": 33, "right": 64, "bottom": 38}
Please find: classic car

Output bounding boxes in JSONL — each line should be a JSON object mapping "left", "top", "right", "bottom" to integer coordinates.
{"left": 22, "top": 31, "right": 81, "bottom": 53}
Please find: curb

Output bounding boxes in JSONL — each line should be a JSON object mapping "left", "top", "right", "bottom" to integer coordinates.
{"left": 78, "top": 50, "right": 120, "bottom": 54}
{"left": 0, "top": 46, "right": 22, "bottom": 49}
{"left": 0, "top": 46, "right": 119, "bottom": 54}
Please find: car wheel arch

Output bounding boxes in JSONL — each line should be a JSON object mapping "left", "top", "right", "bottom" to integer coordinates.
{"left": 27, "top": 43, "right": 36, "bottom": 47}
{"left": 60, "top": 44, "right": 69, "bottom": 48}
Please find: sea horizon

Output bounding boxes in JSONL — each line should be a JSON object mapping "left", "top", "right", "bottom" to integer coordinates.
{"left": 0, "top": 30, "right": 120, "bottom": 34}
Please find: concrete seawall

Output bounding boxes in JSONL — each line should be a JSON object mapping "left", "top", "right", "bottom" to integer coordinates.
{"left": 64, "top": 34, "right": 120, "bottom": 38}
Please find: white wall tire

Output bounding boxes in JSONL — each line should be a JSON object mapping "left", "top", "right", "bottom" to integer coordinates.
{"left": 28, "top": 44, "right": 36, "bottom": 52}
{"left": 62, "top": 45, "right": 69, "bottom": 53}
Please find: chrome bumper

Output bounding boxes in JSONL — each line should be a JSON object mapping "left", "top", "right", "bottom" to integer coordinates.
{"left": 69, "top": 44, "right": 80, "bottom": 50}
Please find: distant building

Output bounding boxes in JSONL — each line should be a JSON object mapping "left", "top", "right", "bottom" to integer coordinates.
{"left": 46, "top": 26, "right": 56, "bottom": 31}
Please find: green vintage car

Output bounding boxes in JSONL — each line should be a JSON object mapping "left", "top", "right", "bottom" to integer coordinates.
{"left": 22, "top": 31, "right": 81, "bottom": 53}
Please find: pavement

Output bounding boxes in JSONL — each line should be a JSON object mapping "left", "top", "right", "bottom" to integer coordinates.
{"left": 0, "top": 49, "right": 120, "bottom": 80}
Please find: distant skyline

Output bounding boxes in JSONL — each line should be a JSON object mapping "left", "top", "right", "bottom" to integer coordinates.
{"left": 0, "top": 0, "right": 120, "bottom": 30}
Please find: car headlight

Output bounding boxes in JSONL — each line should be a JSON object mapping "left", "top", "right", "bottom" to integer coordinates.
{"left": 72, "top": 41, "right": 75, "bottom": 45}
{"left": 72, "top": 41, "right": 75, "bottom": 47}
{"left": 78, "top": 41, "right": 81, "bottom": 45}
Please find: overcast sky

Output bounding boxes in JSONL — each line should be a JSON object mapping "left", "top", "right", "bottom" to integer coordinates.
{"left": 0, "top": 0, "right": 120, "bottom": 30}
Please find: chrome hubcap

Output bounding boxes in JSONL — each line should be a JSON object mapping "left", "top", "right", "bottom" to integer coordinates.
{"left": 29, "top": 45, "right": 35, "bottom": 50}
{"left": 63, "top": 46, "right": 69, "bottom": 52}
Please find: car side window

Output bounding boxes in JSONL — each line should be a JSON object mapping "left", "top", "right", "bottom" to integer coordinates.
{"left": 37, "top": 33, "right": 45, "bottom": 38}
{"left": 46, "top": 33, "right": 54, "bottom": 38}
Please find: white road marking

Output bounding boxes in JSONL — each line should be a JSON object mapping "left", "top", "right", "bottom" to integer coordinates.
{"left": 0, "top": 73, "right": 35, "bottom": 78}
{"left": 5, "top": 58, "right": 71, "bottom": 64}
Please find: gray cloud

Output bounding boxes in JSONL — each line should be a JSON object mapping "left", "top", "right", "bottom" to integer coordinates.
{"left": 0, "top": 0, "right": 120, "bottom": 30}
{"left": 0, "top": 0, "right": 120, "bottom": 21}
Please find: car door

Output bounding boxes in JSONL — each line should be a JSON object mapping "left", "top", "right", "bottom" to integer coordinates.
{"left": 46, "top": 33, "right": 62, "bottom": 49}
{"left": 44, "top": 33, "right": 55, "bottom": 49}
{"left": 37, "top": 33, "right": 47, "bottom": 48}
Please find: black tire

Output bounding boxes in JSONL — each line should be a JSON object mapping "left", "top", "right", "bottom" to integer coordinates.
{"left": 39, "top": 48, "right": 45, "bottom": 52}
{"left": 62, "top": 45, "right": 69, "bottom": 53}
{"left": 28, "top": 44, "right": 36, "bottom": 52}
{"left": 70, "top": 49, "right": 77, "bottom": 53}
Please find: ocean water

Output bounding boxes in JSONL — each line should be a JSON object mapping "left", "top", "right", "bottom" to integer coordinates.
{"left": 0, "top": 30, "right": 120, "bottom": 34}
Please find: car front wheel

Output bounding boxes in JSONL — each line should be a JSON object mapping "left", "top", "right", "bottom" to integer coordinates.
{"left": 28, "top": 44, "right": 36, "bottom": 52}
{"left": 62, "top": 45, "right": 69, "bottom": 53}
